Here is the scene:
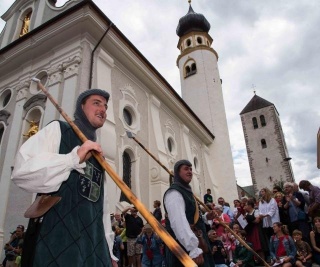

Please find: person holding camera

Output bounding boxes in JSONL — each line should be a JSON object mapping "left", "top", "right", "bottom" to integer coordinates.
{"left": 208, "top": 230, "right": 227, "bottom": 267}
{"left": 122, "top": 207, "right": 144, "bottom": 267}
{"left": 136, "top": 224, "right": 163, "bottom": 267}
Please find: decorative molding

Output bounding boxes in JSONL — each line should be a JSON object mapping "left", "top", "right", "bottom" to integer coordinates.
{"left": 150, "top": 166, "right": 159, "bottom": 182}
{"left": 119, "top": 84, "right": 141, "bottom": 134}
{"left": 121, "top": 84, "right": 136, "bottom": 97}
{"left": 164, "top": 119, "right": 174, "bottom": 130}
{"left": 62, "top": 55, "right": 81, "bottom": 79}
{"left": 47, "top": 56, "right": 81, "bottom": 84}
{"left": 48, "top": 64, "right": 63, "bottom": 85}
{"left": 0, "top": 110, "right": 11, "bottom": 125}
{"left": 23, "top": 94, "right": 46, "bottom": 111}
{"left": 15, "top": 81, "right": 29, "bottom": 101}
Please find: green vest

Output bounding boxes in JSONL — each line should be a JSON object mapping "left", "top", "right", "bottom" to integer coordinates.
{"left": 33, "top": 121, "right": 111, "bottom": 267}
{"left": 163, "top": 184, "right": 215, "bottom": 267}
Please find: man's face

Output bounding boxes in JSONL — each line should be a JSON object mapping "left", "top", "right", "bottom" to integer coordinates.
{"left": 284, "top": 185, "right": 292, "bottom": 194}
{"left": 207, "top": 190, "right": 211, "bottom": 195}
{"left": 115, "top": 213, "right": 121, "bottom": 221}
{"left": 15, "top": 228, "right": 23, "bottom": 238}
{"left": 178, "top": 165, "right": 193, "bottom": 184}
{"left": 218, "top": 198, "right": 224, "bottom": 205}
{"left": 208, "top": 231, "right": 217, "bottom": 241}
{"left": 131, "top": 209, "right": 138, "bottom": 217}
{"left": 82, "top": 95, "right": 108, "bottom": 128}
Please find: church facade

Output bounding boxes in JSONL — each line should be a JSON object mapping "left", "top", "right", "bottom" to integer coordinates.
{"left": 0, "top": 0, "right": 238, "bottom": 249}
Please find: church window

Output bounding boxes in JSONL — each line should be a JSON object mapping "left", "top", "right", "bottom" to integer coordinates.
{"left": 0, "top": 123, "right": 4, "bottom": 145}
{"left": 167, "top": 138, "right": 173, "bottom": 153}
{"left": 123, "top": 107, "right": 133, "bottom": 126}
{"left": 30, "top": 71, "right": 48, "bottom": 94}
{"left": 252, "top": 117, "right": 258, "bottom": 129}
{"left": 186, "top": 39, "right": 192, "bottom": 47}
{"left": 184, "top": 60, "right": 197, "bottom": 78}
{"left": 185, "top": 65, "right": 191, "bottom": 75}
{"left": 261, "top": 139, "right": 267, "bottom": 149}
{"left": 260, "top": 115, "right": 266, "bottom": 127}
{"left": 194, "top": 157, "right": 199, "bottom": 171}
{"left": 0, "top": 90, "right": 12, "bottom": 109}
{"left": 120, "top": 151, "right": 132, "bottom": 203}
{"left": 197, "top": 37, "right": 203, "bottom": 44}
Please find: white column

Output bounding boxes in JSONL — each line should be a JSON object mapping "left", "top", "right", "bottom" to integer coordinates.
{"left": 0, "top": 84, "right": 28, "bottom": 251}
{"left": 42, "top": 69, "right": 63, "bottom": 126}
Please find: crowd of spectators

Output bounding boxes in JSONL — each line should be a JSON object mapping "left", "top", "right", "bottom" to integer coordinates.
{"left": 199, "top": 180, "right": 320, "bottom": 267}
{"left": 2, "top": 179, "right": 320, "bottom": 267}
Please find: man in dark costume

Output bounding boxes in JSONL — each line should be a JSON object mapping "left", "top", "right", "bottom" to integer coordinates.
{"left": 163, "top": 159, "right": 215, "bottom": 267}
{"left": 12, "top": 89, "right": 117, "bottom": 266}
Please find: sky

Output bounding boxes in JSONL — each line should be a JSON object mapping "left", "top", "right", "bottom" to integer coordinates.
{"left": 1, "top": 0, "right": 319, "bottom": 187}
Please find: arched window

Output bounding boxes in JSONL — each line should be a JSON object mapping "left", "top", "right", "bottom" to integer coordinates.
{"left": 252, "top": 117, "right": 258, "bottom": 129}
{"left": 123, "top": 108, "right": 133, "bottom": 126}
{"left": 0, "top": 123, "right": 5, "bottom": 145}
{"left": 197, "top": 37, "right": 203, "bottom": 44}
{"left": 184, "top": 60, "right": 197, "bottom": 78}
{"left": 185, "top": 65, "right": 191, "bottom": 76}
{"left": 120, "top": 151, "right": 132, "bottom": 203}
{"left": 260, "top": 115, "right": 266, "bottom": 127}
{"left": 261, "top": 139, "right": 267, "bottom": 149}
{"left": 191, "top": 63, "right": 196, "bottom": 72}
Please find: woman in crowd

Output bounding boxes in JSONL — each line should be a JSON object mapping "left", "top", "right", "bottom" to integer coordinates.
{"left": 310, "top": 217, "right": 320, "bottom": 264}
{"left": 233, "top": 199, "right": 242, "bottom": 222}
{"left": 244, "top": 199, "right": 267, "bottom": 262}
{"left": 274, "top": 191, "right": 290, "bottom": 226}
{"left": 269, "top": 222, "right": 296, "bottom": 267}
{"left": 212, "top": 204, "right": 231, "bottom": 237}
{"left": 258, "top": 188, "right": 280, "bottom": 240}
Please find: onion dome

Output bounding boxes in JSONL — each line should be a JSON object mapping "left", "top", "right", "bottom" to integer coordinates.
{"left": 176, "top": 5, "right": 211, "bottom": 37}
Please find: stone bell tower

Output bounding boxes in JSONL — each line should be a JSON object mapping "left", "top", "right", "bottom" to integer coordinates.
{"left": 240, "top": 94, "right": 294, "bottom": 196}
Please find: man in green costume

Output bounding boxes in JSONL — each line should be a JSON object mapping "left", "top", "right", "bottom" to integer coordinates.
{"left": 12, "top": 89, "right": 118, "bottom": 267}
{"left": 163, "top": 159, "right": 215, "bottom": 267}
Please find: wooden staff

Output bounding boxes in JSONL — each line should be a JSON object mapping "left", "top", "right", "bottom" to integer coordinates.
{"left": 31, "top": 78, "right": 197, "bottom": 267}
{"left": 126, "top": 131, "right": 270, "bottom": 267}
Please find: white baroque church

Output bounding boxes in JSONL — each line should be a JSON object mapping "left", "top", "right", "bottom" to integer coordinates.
{"left": 0, "top": 0, "right": 238, "bottom": 250}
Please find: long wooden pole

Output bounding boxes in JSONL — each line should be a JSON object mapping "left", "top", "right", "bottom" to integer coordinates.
{"left": 32, "top": 79, "right": 197, "bottom": 267}
{"left": 126, "top": 131, "right": 270, "bottom": 267}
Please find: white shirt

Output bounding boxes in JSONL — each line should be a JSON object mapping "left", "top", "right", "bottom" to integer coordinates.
{"left": 164, "top": 189, "right": 209, "bottom": 259}
{"left": 258, "top": 197, "right": 280, "bottom": 228}
{"left": 11, "top": 121, "right": 117, "bottom": 261}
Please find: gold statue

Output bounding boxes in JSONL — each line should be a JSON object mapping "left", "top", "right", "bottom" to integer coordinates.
{"left": 20, "top": 14, "right": 31, "bottom": 37}
{"left": 23, "top": 120, "right": 39, "bottom": 138}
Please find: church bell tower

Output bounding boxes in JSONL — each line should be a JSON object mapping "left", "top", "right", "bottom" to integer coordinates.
{"left": 176, "top": 3, "right": 238, "bottom": 201}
